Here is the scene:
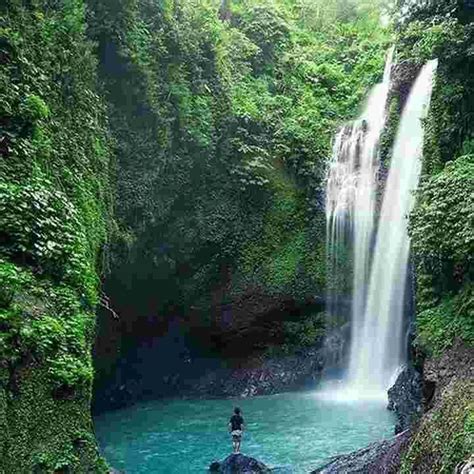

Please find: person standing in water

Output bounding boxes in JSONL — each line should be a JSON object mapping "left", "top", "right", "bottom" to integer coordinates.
{"left": 228, "top": 407, "right": 244, "bottom": 453}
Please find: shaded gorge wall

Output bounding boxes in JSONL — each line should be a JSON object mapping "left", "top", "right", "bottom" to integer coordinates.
{"left": 88, "top": 0, "right": 391, "bottom": 410}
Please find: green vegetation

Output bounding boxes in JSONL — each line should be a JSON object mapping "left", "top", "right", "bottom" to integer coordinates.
{"left": 0, "top": 0, "right": 110, "bottom": 470}
{"left": 87, "top": 0, "right": 389, "bottom": 323}
{"left": 409, "top": 156, "right": 474, "bottom": 355}
{"left": 398, "top": 1, "right": 474, "bottom": 357}
{"left": 282, "top": 312, "right": 325, "bottom": 352}
{"left": 394, "top": 2, "right": 474, "bottom": 471}
{"left": 1, "top": 0, "right": 391, "bottom": 469}
{"left": 401, "top": 381, "right": 474, "bottom": 474}
{"left": 416, "top": 286, "right": 474, "bottom": 357}
{"left": 1, "top": 0, "right": 472, "bottom": 471}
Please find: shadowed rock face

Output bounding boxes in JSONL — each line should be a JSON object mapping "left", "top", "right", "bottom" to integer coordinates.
{"left": 209, "top": 453, "right": 271, "bottom": 473}
{"left": 387, "top": 364, "right": 423, "bottom": 433}
{"left": 189, "top": 344, "right": 324, "bottom": 399}
{"left": 311, "top": 430, "right": 412, "bottom": 474}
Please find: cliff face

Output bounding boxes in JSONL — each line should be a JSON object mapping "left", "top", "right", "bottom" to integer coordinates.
{"left": 88, "top": 0, "right": 389, "bottom": 406}
{"left": 0, "top": 1, "right": 111, "bottom": 471}
{"left": 401, "top": 341, "right": 474, "bottom": 473}
{"left": 400, "top": 3, "right": 474, "bottom": 471}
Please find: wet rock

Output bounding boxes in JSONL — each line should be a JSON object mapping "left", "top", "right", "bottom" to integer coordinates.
{"left": 423, "top": 340, "right": 474, "bottom": 403}
{"left": 387, "top": 364, "right": 423, "bottom": 433}
{"left": 209, "top": 453, "right": 271, "bottom": 473}
{"left": 311, "top": 430, "right": 411, "bottom": 474}
{"left": 189, "top": 325, "right": 348, "bottom": 399}
{"left": 190, "top": 344, "right": 325, "bottom": 399}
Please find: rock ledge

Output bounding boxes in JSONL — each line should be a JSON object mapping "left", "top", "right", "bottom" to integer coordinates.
{"left": 209, "top": 453, "right": 271, "bottom": 473}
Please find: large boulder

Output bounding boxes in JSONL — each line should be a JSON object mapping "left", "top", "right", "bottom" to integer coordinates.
{"left": 209, "top": 453, "right": 271, "bottom": 473}
{"left": 387, "top": 364, "right": 423, "bottom": 433}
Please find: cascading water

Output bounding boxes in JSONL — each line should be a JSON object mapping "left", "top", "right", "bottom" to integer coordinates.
{"left": 325, "top": 52, "right": 438, "bottom": 401}
{"left": 347, "top": 59, "right": 438, "bottom": 397}
{"left": 326, "top": 48, "right": 393, "bottom": 363}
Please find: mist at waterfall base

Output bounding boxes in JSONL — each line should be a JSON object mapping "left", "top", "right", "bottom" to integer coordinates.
{"left": 95, "top": 391, "right": 394, "bottom": 473}
{"left": 325, "top": 57, "right": 438, "bottom": 401}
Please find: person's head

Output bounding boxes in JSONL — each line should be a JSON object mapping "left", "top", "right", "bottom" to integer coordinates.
{"left": 234, "top": 407, "right": 241, "bottom": 415}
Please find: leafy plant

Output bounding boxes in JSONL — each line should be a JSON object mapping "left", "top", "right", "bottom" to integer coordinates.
{"left": 21, "top": 94, "right": 50, "bottom": 121}
{"left": 416, "top": 287, "right": 474, "bottom": 356}
{"left": 48, "top": 353, "right": 93, "bottom": 389}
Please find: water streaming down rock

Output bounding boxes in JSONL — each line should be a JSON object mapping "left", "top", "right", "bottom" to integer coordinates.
{"left": 346, "top": 59, "right": 438, "bottom": 398}
{"left": 326, "top": 49, "right": 393, "bottom": 358}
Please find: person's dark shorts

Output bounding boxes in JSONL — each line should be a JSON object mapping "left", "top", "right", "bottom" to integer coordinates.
{"left": 231, "top": 430, "right": 242, "bottom": 441}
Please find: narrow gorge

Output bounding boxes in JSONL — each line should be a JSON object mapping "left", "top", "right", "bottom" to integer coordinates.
{"left": 0, "top": 0, "right": 473, "bottom": 473}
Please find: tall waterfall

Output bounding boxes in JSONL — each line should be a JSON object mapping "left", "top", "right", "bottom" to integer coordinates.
{"left": 326, "top": 48, "right": 393, "bottom": 325}
{"left": 325, "top": 54, "right": 438, "bottom": 400}
{"left": 347, "top": 59, "right": 438, "bottom": 397}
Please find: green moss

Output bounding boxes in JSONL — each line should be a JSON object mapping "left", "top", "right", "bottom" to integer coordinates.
{"left": 1, "top": 363, "right": 107, "bottom": 473}
{"left": 266, "top": 232, "right": 306, "bottom": 287}
{"left": 1, "top": 0, "right": 111, "bottom": 470}
{"left": 416, "top": 286, "right": 474, "bottom": 357}
{"left": 401, "top": 381, "right": 474, "bottom": 474}
{"left": 282, "top": 312, "right": 325, "bottom": 348}
{"left": 238, "top": 168, "right": 315, "bottom": 293}
{"left": 379, "top": 95, "right": 400, "bottom": 166}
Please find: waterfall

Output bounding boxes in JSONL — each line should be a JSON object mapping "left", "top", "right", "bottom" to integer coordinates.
{"left": 325, "top": 53, "right": 438, "bottom": 400}
{"left": 326, "top": 48, "right": 393, "bottom": 355}
{"left": 347, "top": 59, "right": 438, "bottom": 398}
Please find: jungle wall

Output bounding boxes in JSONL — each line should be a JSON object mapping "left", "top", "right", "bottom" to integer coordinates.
{"left": 0, "top": 0, "right": 389, "bottom": 470}
{"left": 397, "top": 1, "right": 474, "bottom": 471}
{"left": 1, "top": 1, "right": 111, "bottom": 471}
{"left": 87, "top": 0, "right": 390, "bottom": 409}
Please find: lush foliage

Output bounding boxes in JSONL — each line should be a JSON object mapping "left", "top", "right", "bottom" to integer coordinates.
{"left": 0, "top": 0, "right": 392, "bottom": 469}
{"left": 86, "top": 0, "right": 389, "bottom": 329}
{"left": 410, "top": 156, "right": 473, "bottom": 283}
{"left": 416, "top": 286, "right": 474, "bottom": 357}
{"left": 401, "top": 380, "right": 474, "bottom": 473}
{"left": 282, "top": 312, "right": 325, "bottom": 350}
{"left": 398, "top": 2, "right": 474, "bottom": 357}
{"left": 0, "top": 0, "right": 111, "bottom": 470}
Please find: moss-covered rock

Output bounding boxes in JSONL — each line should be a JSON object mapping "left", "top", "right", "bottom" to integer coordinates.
{"left": 1, "top": 0, "right": 111, "bottom": 470}
{"left": 396, "top": 4, "right": 474, "bottom": 470}
{"left": 401, "top": 380, "right": 474, "bottom": 473}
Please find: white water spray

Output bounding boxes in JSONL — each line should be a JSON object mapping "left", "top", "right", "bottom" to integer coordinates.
{"left": 346, "top": 59, "right": 438, "bottom": 398}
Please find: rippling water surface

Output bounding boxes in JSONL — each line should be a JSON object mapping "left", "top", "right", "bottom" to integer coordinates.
{"left": 94, "top": 391, "right": 394, "bottom": 473}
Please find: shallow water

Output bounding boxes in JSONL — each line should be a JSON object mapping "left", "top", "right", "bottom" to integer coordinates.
{"left": 94, "top": 391, "right": 394, "bottom": 473}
